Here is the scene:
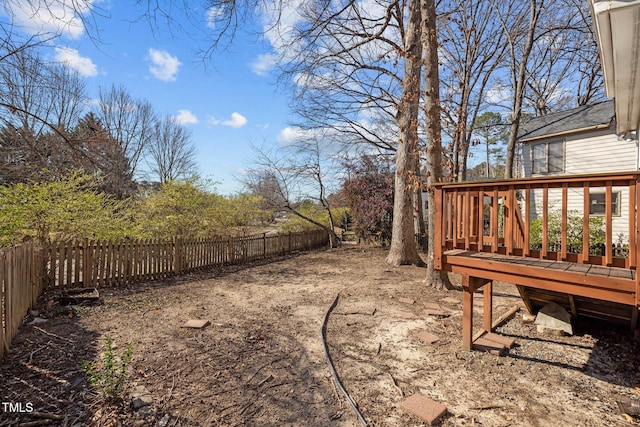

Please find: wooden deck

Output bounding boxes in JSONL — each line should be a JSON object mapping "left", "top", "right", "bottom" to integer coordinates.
{"left": 433, "top": 172, "right": 640, "bottom": 350}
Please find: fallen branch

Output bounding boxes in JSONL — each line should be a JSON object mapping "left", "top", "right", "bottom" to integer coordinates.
{"left": 28, "top": 342, "right": 51, "bottom": 364}
{"left": 32, "top": 326, "right": 74, "bottom": 344}
{"left": 166, "top": 373, "right": 175, "bottom": 402}
{"left": 336, "top": 308, "right": 376, "bottom": 316}
{"left": 470, "top": 405, "right": 503, "bottom": 411}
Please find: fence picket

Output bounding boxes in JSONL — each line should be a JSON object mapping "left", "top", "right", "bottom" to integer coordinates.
{"left": 0, "top": 230, "right": 328, "bottom": 362}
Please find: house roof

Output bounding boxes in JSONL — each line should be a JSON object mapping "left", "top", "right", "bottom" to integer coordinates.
{"left": 517, "top": 100, "right": 615, "bottom": 143}
{"left": 589, "top": 0, "right": 640, "bottom": 135}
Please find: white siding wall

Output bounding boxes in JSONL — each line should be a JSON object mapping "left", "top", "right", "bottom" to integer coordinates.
{"left": 522, "top": 128, "right": 637, "bottom": 243}
{"left": 521, "top": 127, "right": 637, "bottom": 176}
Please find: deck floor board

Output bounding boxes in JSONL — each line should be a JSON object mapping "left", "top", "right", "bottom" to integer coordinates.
{"left": 444, "top": 250, "right": 636, "bottom": 281}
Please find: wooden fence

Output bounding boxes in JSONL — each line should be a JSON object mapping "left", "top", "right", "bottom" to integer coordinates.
{"left": 1, "top": 241, "right": 46, "bottom": 363}
{"left": 1, "top": 230, "right": 329, "bottom": 362}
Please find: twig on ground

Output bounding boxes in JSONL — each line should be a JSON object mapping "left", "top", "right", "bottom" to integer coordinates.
{"left": 32, "top": 326, "right": 74, "bottom": 344}
{"left": 28, "top": 342, "right": 51, "bottom": 364}
{"left": 166, "top": 373, "right": 176, "bottom": 402}
{"left": 238, "top": 403, "right": 253, "bottom": 416}
{"left": 470, "top": 405, "right": 503, "bottom": 411}
{"left": 245, "top": 356, "right": 285, "bottom": 385}
{"left": 336, "top": 308, "right": 377, "bottom": 316}
{"left": 328, "top": 375, "right": 344, "bottom": 409}
{"left": 256, "top": 374, "right": 274, "bottom": 387}
{"left": 387, "top": 372, "right": 404, "bottom": 397}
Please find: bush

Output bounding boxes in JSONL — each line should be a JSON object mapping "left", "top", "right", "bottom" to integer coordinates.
{"left": 81, "top": 335, "right": 133, "bottom": 403}
{"left": 0, "top": 171, "right": 130, "bottom": 246}
{"left": 529, "top": 210, "right": 605, "bottom": 253}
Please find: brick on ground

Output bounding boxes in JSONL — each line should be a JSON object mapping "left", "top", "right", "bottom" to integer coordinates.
{"left": 401, "top": 393, "right": 447, "bottom": 425}
{"left": 182, "top": 319, "right": 210, "bottom": 329}
{"left": 423, "top": 302, "right": 443, "bottom": 310}
{"left": 415, "top": 331, "right": 440, "bottom": 344}
{"left": 440, "top": 297, "right": 460, "bottom": 305}
{"left": 397, "top": 311, "right": 417, "bottom": 319}
{"left": 398, "top": 297, "right": 415, "bottom": 305}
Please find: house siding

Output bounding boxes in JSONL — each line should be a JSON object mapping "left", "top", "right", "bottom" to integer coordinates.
{"left": 522, "top": 127, "right": 637, "bottom": 243}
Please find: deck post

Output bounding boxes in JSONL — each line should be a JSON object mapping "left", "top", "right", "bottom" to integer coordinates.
{"left": 462, "top": 274, "right": 474, "bottom": 351}
{"left": 483, "top": 281, "right": 493, "bottom": 334}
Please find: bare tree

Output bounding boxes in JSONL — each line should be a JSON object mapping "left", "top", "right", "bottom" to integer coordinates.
{"left": 522, "top": 1, "right": 601, "bottom": 115}
{"left": 439, "top": 0, "right": 508, "bottom": 181}
{"left": 97, "top": 84, "right": 157, "bottom": 180}
{"left": 0, "top": 0, "right": 105, "bottom": 138}
{"left": 0, "top": 48, "right": 92, "bottom": 183}
{"left": 497, "top": 0, "right": 544, "bottom": 178}
{"left": 146, "top": 115, "right": 198, "bottom": 184}
{"left": 280, "top": 0, "right": 405, "bottom": 156}
{"left": 0, "top": 48, "right": 87, "bottom": 136}
{"left": 245, "top": 142, "right": 340, "bottom": 248}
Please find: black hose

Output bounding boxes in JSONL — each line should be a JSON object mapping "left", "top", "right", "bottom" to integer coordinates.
{"left": 321, "top": 293, "right": 368, "bottom": 426}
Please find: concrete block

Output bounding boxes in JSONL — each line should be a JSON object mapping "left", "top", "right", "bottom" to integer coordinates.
{"left": 534, "top": 302, "right": 573, "bottom": 335}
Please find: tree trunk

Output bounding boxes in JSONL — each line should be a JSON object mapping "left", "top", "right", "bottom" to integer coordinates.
{"left": 422, "top": 0, "right": 453, "bottom": 289}
{"left": 386, "top": 0, "right": 425, "bottom": 267}
{"left": 413, "top": 188, "right": 427, "bottom": 251}
{"left": 505, "top": 0, "right": 542, "bottom": 178}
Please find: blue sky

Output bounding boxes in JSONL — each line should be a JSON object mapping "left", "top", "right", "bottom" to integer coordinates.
{"left": 3, "top": 1, "right": 298, "bottom": 195}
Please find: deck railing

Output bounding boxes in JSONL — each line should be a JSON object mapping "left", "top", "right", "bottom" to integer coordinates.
{"left": 433, "top": 172, "right": 640, "bottom": 271}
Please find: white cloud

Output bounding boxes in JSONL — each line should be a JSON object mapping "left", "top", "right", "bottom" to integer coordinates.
{"left": 276, "top": 126, "right": 313, "bottom": 144}
{"left": 260, "top": 0, "right": 305, "bottom": 53}
{"left": 205, "top": 6, "right": 224, "bottom": 29}
{"left": 54, "top": 47, "right": 97, "bottom": 77}
{"left": 485, "top": 83, "right": 509, "bottom": 105}
{"left": 3, "top": 0, "right": 93, "bottom": 39}
{"left": 173, "top": 109, "right": 199, "bottom": 125}
{"left": 148, "top": 48, "right": 181, "bottom": 82}
{"left": 250, "top": 53, "right": 278, "bottom": 76}
{"left": 208, "top": 112, "right": 248, "bottom": 128}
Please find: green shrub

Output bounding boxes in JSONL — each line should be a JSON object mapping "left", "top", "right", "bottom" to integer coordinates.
{"left": 529, "top": 209, "right": 605, "bottom": 253}
{"left": 0, "top": 171, "right": 131, "bottom": 246}
{"left": 81, "top": 335, "right": 133, "bottom": 402}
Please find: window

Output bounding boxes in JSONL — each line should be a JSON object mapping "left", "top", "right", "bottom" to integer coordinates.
{"left": 589, "top": 192, "right": 621, "bottom": 216}
{"left": 531, "top": 140, "right": 564, "bottom": 175}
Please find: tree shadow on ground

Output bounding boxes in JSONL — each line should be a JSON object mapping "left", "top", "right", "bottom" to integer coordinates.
{"left": 0, "top": 312, "right": 101, "bottom": 425}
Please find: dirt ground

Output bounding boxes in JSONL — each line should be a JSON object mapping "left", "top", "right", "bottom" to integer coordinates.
{"left": 2, "top": 246, "right": 640, "bottom": 426}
